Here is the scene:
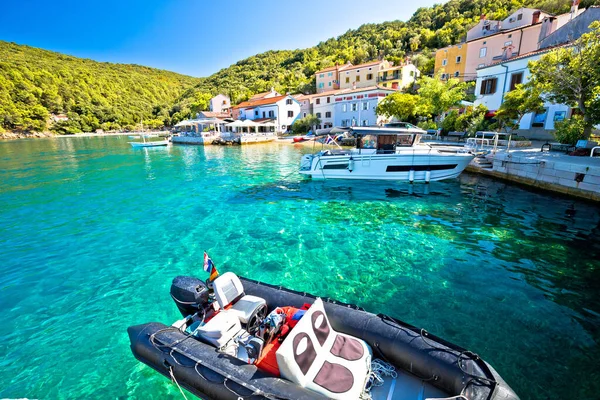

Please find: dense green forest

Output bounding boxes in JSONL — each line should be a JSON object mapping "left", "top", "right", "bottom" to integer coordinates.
{"left": 1, "top": 0, "right": 598, "bottom": 134}
{"left": 0, "top": 42, "right": 201, "bottom": 133}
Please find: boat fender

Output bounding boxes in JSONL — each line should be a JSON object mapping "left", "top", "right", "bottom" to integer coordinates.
{"left": 348, "top": 157, "right": 354, "bottom": 172}
{"left": 425, "top": 170, "right": 431, "bottom": 183}
{"left": 409, "top": 169, "right": 415, "bottom": 183}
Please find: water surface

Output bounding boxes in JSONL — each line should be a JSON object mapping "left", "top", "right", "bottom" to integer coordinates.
{"left": 0, "top": 137, "right": 598, "bottom": 399}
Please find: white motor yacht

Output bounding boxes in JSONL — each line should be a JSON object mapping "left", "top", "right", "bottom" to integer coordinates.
{"left": 299, "top": 126, "right": 474, "bottom": 182}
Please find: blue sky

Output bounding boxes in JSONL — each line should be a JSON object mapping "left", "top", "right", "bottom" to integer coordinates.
{"left": 0, "top": 0, "right": 438, "bottom": 77}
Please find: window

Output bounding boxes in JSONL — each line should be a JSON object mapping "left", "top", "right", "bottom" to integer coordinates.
{"left": 345, "top": 77, "right": 350, "bottom": 83}
{"left": 356, "top": 75, "right": 361, "bottom": 82}
{"left": 327, "top": 97, "right": 330, "bottom": 103}
{"left": 319, "top": 74, "right": 324, "bottom": 78}
{"left": 517, "top": 13, "right": 522, "bottom": 21}
{"left": 382, "top": 83, "right": 387, "bottom": 87}
{"left": 254, "top": 110, "right": 259, "bottom": 116}
{"left": 509, "top": 72, "right": 523, "bottom": 91}
{"left": 480, "top": 78, "right": 497, "bottom": 95}
{"left": 351, "top": 103, "right": 358, "bottom": 111}
{"left": 479, "top": 47, "right": 487, "bottom": 58}
{"left": 263, "top": 112, "right": 266, "bottom": 118}
{"left": 268, "top": 110, "right": 274, "bottom": 118}
{"left": 442, "top": 59, "right": 448, "bottom": 66}
{"left": 327, "top": 72, "right": 333, "bottom": 76}
{"left": 483, "top": 41, "right": 487, "bottom": 45}
{"left": 478, "top": 63, "right": 485, "bottom": 68}
{"left": 457, "top": 45, "right": 462, "bottom": 49}
{"left": 287, "top": 111, "right": 293, "bottom": 117}
{"left": 362, "top": 102, "right": 368, "bottom": 110}
{"left": 508, "top": 34, "right": 512, "bottom": 38}
{"left": 532, "top": 109, "right": 547, "bottom": 127}
{"left": 325, "top": 111, "right": 331, "bottom": 118}
{"left": 368, "top": 67, "right": 372, "bottom": 70}
{"left": 316, "top": 112, "right": 322, "bottom": 118}
{"left": 316, "top": 98, "right": 321, "bottom": 105}
{"left": 356, "top": 70, "right": 360, "bottom": 73}
{"left": 504, "top": 41, "right": 513, "bottom": 46}
{"left": 328, "top": 82, "right": 332, "bottom": 87}
{"left": 303, "top": 112, "right": 307, "bottom": 118}
{"left": 367, "top": 73, "right": 373, "bottom": 80}
{"left": 342, "top": 104, "right": 347, "bottom": 112}
{"left": 318, "top": 82, "right": 324, "bottom": 89}
{"left": 454, "top": 71, "right": 460, "bottom": 77}
{"left": 456, "top": 56, "right": 462, "bottom": 63}
{"left": 341, "top": 119, "right": 348, "bottom": 127}
{"left": 286, "top": 99, "right": 293, "bottom": 105}
{"left": 441, "top": 73, "right": 447, "bottom": 80}
{"left": 222, "top": 100, "right": 227, "bottom": 105}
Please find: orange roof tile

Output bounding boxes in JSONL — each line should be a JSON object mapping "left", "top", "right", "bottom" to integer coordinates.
{"left": 233, "top": 95, "right": 288, "bottom": 109}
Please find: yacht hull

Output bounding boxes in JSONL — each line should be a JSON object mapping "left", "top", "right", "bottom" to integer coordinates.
{"left": 299, "top": 152, "right": 474, "bottom": 181}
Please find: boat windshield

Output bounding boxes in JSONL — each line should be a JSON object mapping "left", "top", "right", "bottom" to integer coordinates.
{"left": 357, "top": 133, "right": 418, "bottom": 153}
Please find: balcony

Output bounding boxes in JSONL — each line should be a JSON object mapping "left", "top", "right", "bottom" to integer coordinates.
{"left": 377, "top": 74, "right": 400, "bottom": 82}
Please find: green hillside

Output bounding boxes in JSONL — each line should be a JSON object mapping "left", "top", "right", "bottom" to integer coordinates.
{"left": 1, "top": 0, "right": 598, "bottom": 134}
{"left": 172, "top": 0, "right": 599, "bottom": 114}
{"left": 0, "top": 42, "right": 201, "bottom": 133}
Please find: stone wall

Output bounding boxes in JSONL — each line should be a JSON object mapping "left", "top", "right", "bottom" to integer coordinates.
{"left": 468, "top": 152, "right": 600, "bottom": 201}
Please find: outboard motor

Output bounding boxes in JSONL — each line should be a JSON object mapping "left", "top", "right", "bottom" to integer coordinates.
{"left": 170, "top": 276, "right": 210, "bottom": 317}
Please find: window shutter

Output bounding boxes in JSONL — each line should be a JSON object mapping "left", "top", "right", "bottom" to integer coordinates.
{"left": 491, "top": 78, "right": 497, "bottom": 94}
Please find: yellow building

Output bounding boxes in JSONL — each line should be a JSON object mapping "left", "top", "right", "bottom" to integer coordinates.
{"left": 377, "top": 64, "right": 420, "bottom": 90}
{"left": 434, "top": 43, "right": 468, "bottom": 81}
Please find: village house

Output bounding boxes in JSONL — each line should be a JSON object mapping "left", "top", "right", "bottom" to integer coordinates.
{"left": 473, "top": 4, "right": 599, "bottom": 139}
{"left": 434, "top": 4, "right": 586, "bottom": 81}
{"left": 434, "top": 43, "right": 468, "bottom": 81}
{"left": 377, "top": 63, "right": 420, "bottom": 90}
{"left": 232, "top": 94, "right": 300, "bottom": 133}
{"left": 209, "top": 94, "right": 231, "bottom": 113}
{"left": 310, "top": 86, "right": 395, "bottom": 129}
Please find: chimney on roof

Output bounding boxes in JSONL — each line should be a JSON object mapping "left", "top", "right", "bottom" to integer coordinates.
{"left": 571, "top": 0, "right": 580, "bottom": 19}
{"left": 270, "top": 87, "right": 275, "bottom": 94}
{"left": 480, "top": 14, "right": 486, "bottom": 21}
{"left": 532, "top": 10, "right": 541, "bottom": 24}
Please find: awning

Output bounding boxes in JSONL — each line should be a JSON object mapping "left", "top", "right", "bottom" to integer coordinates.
{"left": 226, "top": 119, "right": 258, "bottom": 127}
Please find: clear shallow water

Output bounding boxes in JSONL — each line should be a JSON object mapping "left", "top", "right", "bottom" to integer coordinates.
{"left": 0, "top": 136, "right": 599, "bottom": 400}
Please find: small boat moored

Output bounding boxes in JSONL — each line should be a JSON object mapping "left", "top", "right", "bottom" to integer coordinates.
{"left": 128, "top": 269, "right": 518, "bottom": 400}
{"left": 299, "top": 126, "right": 475, "bottom": 182}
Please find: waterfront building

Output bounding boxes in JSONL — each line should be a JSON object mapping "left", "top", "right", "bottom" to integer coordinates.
{"left": 434, "top": 43, "right": 468, "bottom": 82}
{"left": 209, "top": 94, "right": 231, "bottom": 113}
{"left": 377, "top": 63, "right": 420, "bottom": 90}
{"left": 434, "top": 5, "right": 586, "bottom": 81}
{"left": 232, "top": 94, "right": 301, "bottom": 133}
{"left": 473, "top": 4, "right": 599, "bottom": 139}
{"left": 310, "top": 86, "right": 395, "bottom": 129}
{"left": 248, "top": 87, "right": 281, "bottom": 100}
{"left": 338, "top": 60, "right": 392, "bottom": 91}
{"left": 315, "top": 63, "right": 352, "bottom": 93}
{"left": 293, "top": 94, "right": 316, "bottom": 119}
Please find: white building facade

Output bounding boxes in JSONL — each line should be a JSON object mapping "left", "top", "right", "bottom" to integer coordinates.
{"left": 235, "top": 95, "right": 301, "bottom": 133}
{"left": 310, "top": 87, "right": 396, "bottom": 129}
{"left": 474, "top": 47, "right": 570, "bottom": 139}
{"left": 209, "top": 94, "right": 231, "bottom": 113}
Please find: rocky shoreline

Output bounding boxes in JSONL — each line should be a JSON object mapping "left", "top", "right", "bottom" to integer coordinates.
{"left": 0, "top": 131, "right": 55, "bottom": 140}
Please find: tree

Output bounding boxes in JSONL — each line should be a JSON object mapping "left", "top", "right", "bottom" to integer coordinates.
{"left": 376, "top": 93, "right": 421, "bottom": 122}
{"left": 417, "top": 74, "right": 471, "bottom": 120}
{"left": 496, "top": 83, "right": 544, "bottom": 132}
{"left": 190, "top": 92, "right": 212, "bottom": 115}
{"left": 292, "top": 114, "right": 320, "bottom": 134}
{"left": 528, "top": 21, "right": 600, "bottom": 139}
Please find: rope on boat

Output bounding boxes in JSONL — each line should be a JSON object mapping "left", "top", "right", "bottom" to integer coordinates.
{"left": 361, "top": 359, "right": 398, "bottom": 400}
{"left": 168, "top": 365, "right": 189, "bottom": 400}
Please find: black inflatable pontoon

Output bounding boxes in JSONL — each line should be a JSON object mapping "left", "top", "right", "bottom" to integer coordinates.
{"left": 128, "top": 276, "right": 519, "bottom": 400}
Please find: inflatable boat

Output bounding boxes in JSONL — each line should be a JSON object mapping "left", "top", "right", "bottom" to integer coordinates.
{"left": 128, "top": 273, "right": 519, "bottom": 400}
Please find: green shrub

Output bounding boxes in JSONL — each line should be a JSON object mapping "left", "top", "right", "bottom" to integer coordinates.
{"left": 417, "top": 120, "right": 437, "bottom": 130}
{"left": 441, "top": 111, "right": 459, "bottom": 134}
{"left": 554, "top": 116, "right": 586, "bottom": 145}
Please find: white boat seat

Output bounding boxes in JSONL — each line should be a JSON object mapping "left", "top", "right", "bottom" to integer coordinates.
{"left": 213, "top": 272, "right": 266, "bottom": 324}
{"left": 276, "top": 298, "right": 372, "bottom": 400}
{"left": 195, "top": 311, "right": 242, "bottom": 348}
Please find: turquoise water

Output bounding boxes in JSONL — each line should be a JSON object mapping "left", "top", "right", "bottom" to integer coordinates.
{"left": 0, "top": 136, "right": 599, "bottom": 400}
